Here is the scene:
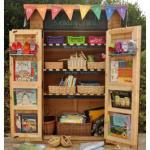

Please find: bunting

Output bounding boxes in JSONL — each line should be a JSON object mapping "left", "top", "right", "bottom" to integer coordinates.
{"left": 24, "top": 5, "right": 35, "bottom": 20}
{"left": 116, "top": 5, "right": 127, "bottom": 20}
{"left": 36, "top": 5, "right": 48, "bottom": 20}
{"left": 51, "top": 6, "right": 62, "bottom": 20}
{"left": 91, "top": 4, "right": 101, "bottom": 20}
{"left": 63, "top": 5, "right": 74, "bottom": 21}
{"left": 80, "top": 5, "right": 91, "bottom": 20}
{"left": 105, "top": 5, "right": 116, "bottom": 20}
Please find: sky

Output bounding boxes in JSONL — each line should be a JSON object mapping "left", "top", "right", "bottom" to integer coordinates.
{"left": 128, "top": 0, "right": 146, "bottom": 14}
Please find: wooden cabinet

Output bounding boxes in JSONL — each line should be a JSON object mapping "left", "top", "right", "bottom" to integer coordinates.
{"left": 9, "top": 10, "right": 141, "bottom": 149}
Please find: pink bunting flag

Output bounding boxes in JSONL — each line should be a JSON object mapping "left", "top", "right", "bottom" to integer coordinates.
{"left": 24, "top": 5, "right": 35, "bottom": 20}
{"left": 51, "top": 6, "right": 62, "bottom": 20}
{"left": 116, "top": 5, "right": 127, "bottom": 20}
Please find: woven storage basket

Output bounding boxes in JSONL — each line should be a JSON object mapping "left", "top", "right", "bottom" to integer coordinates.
{"left": 48, "top": 86, "right": 76, "bottom": 95}
{"left": 68, "top": 56, "right": 86, "bottom": 70}
{"left": 87, "top": 62, "right": 105, "bottom": 70}
{"left": 77, "top": 85, "right": 104, "bottom": 95}
{"left": 45, "top": 62, "right": 63, "bottom": 70}
{"left": 43, "top": 116, "right": 56, "bottom": 135}
{"left": 57, "top": 122, "right": 91, "bottom": 136}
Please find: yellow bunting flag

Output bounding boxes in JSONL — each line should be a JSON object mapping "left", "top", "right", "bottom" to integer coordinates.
{"left": 79, "top": 5, "right": 91, "bottom": 20}
{"left": 63, "top": 5, "right": 74, "bottom": 21}
{"left": 36, "top": 5, "right": 48, "bottom": 20}
{"left": 24, "top": 4, "right": 35, "bottom": 20}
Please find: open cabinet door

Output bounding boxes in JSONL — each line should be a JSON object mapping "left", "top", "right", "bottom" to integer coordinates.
{"left": 104, "top": 26, "right": 141, "bottom": 149}
{"left": 9, "top": 29, "right": 43, "bottom": 141}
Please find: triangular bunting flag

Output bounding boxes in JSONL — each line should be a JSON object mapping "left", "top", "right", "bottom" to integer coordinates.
{"left": 24, "top": 5, "right": 35, "bottom": 20}
{"left": 51, "top": 6, "right": 62, "bottom": 20}
{"left": 36, "top": 5, "right": 48, "bottom": 20}
{"left": 91, "top": 4, "right": 101, "bottom": 20}
{"left": 106, "top": 5, "right": 116, "bottom": 20}
{"left": 116, "top": 5, "right": 127, "bottom": 20}
{"left": 63, "top": 5, "right": 74, "bottom": 21}
{"left": 80, "top": 5, "right": 91, "bottom": 20}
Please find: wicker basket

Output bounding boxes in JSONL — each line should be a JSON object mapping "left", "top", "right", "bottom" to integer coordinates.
{"left": 87, "top": 62, "right": 105, "bottom": 70}
{"left": 68, "top": 56, "right": 86, "bottom": 70}
{"left": 45, "top": 62, "right": 63, "bottom": 70}
{"left": 57, "top": 122, "right": 91, "bottom": 136}
{"left": 48, "top": 86, "right": 76, "bottom": 95}
{"left": 77, "top": 85, "right": 104, "bottom": 95}
{"left": 43, "top": 116, "right": 56, "bottom": 135}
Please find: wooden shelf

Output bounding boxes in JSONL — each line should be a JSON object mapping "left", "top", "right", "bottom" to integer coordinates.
{"left": 44, "top": 93, "right": 105, "bottom": 99}
{"left": 14, "top": 106, "right": 38, "bottom": 111}
{"left": 106, "top": 135, "right": 131, "bottom": 145}
{"left": 44, "top": 43, "right": 105, "bottom": 49}
{"left": 107, "top": 107, "right": 132, "bottom": 114}
{"left": 109, "top": 52, "right": 136, "bottom": 57}
{"left": 107, "top": 83, "right": 133, "bottom": 91}
{"left": 44, "top": 135, "right": 104, "bottom": 141}
{"left": 44, "top": 68, "right": 105, "bottom": 74}
{"left": 13, "top": 81, "right": 38, "bottom": 88}
{"left": 9, "top": 53, "right": 36, "bottom": 56}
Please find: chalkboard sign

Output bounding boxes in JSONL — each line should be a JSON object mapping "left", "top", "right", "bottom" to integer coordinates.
{"left": 44, "top": 10, "right": 108, "bottom": 31}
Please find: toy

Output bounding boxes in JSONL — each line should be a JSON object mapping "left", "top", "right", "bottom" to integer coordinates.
{"left": 23, "top": 41, "right": 30, "bottom": 54}
{"left": 10, "top": 41, "right": 23, "bottom": 54}
{"left": 29, "top": 39, "right": 38, "bottom": 54}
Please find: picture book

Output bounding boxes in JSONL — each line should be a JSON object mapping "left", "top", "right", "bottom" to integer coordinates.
{"left": 109, "top": 113, "right": 131, "bottom": 139}
{"left": 14, "top": 60, "right": 37, "bottom": 81}
{"left": 110, "top": 60, "right": 132, "bottom": 83}
{"left": 14, "top": 89, "right": 37, "bottom": 106}
{"left": 15, "top": 113, "right": 37, "bottom": 133}
{"left": 21, "top": 114, "right": 37, "bottom": 133}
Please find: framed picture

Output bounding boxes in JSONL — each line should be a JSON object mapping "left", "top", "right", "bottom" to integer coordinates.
{"left": 21, "top": 114, "right": 37, "bottom": 133}
{"left": 14, "top": 89, "right": 37, "bottom": 106}
{"left": 109, "top": 113, "right": 131, "bottom": 139}
{"left": 14, "top": 60, "right": 37, "bottom": 81}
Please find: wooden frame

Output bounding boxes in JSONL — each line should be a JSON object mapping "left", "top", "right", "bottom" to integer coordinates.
{"left": 104, "top": 26, "right": 141, "bottom": 149}
{"left": 9, "top": 29, "right": 43, "bottom": 141}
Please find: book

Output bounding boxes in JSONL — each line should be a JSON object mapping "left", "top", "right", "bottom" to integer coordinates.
{"left": 15, "top": 113, "right": 38, "bottom": 133}
{"left": 109, "top": 113, "right": 131, "bottom": 139}
{"left": 15, "top": 60, "right": 37, "bottom": 81}
{"left": 14, "top": 89, "right": 37, "bottom": 106}
{"left": 15, "top": 113, "right": 22, "bottom": 133}
{"left": 110, "top": 61, "right": 118, "bottom": 82}
{"left": 21, "top": 114, "right": 37, "bottom": 133}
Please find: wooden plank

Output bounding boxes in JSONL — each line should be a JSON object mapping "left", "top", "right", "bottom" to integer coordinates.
{"left": 107, "top": 107, "right": 132, "bottom": 115}
{"left": 43, "top": 135, "right": 104, "bottom": 141}
{"left": 14, "top": 106, "right": 38, "bottom": 111}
